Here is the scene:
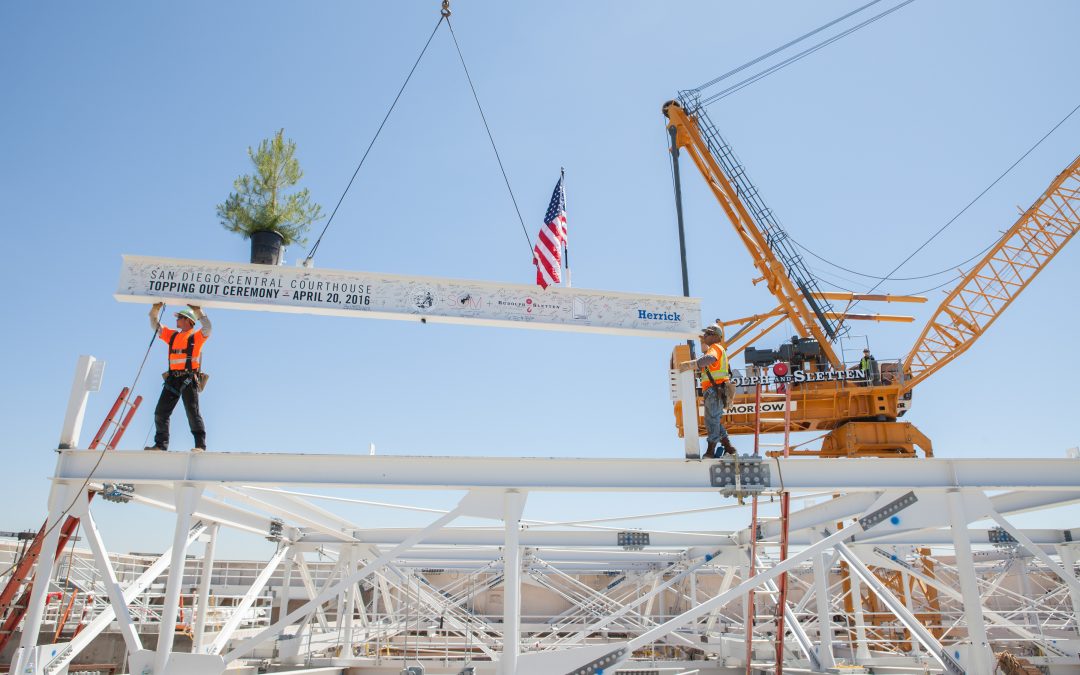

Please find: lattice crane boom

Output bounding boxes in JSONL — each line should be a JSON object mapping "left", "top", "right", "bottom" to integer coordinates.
{"left": 903, "top": 154, "right": 1080, "bottom": 391}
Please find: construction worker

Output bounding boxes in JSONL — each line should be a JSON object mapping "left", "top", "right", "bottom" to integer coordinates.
{"left": 859, "top": 348, "right": 879, "bottom": 386}
{"left": 678, "top": 325, "right": 736, "bottom": 458}
{"left": 145, "top": 303, "right": 211, "bottom": 452}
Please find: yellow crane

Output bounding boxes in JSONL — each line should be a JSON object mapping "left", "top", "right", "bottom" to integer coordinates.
{"left": 664, "top": 97, "right": 1080, "bottom": 457}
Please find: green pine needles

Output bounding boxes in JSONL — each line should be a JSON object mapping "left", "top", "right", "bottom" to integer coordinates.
{"left": 217, "top": 129, "right": 323, "bottom": 247}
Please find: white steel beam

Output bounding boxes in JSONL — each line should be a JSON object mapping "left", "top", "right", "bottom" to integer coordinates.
{"left": 50, "top": 523, "right": 208, "bottom": 673}
{"left": 77, "top": 507, "right": 142, "bottom": 654}
{"left": 835, "top": 541, "right": 962, "bottom": 674}
{"left": 192, "top": 523, "right": 219, "bottom": 653}
{"left": 212, "top": 486, "right": 355, "bottom": 542}
{"left": 867, "top": 547, "right": 1071, "bottom": 659}
{"left": 154, "top": 484, "right": 203, "bottom": 674}
{"left": 54, "top": 450, "right": 1080, "bottom": 491}
{"left": 133, "top": 483, "right": 271, "bottom": 536}
{"left": 58, "top": 354, "right": 102, "bottom": 449}
{"left": 1057, "top": 544, "right": 1080, "bottom": 636}
{"left": 946, "top": 489, "right": 994, "bottom": 673}
{"left": 978, "top": 495, "right": 1080, "bottom": 598}
{"left": 11, "top": 481, "right": 80, "bottom": 675}
{"left": 847, "top": 555, "right": 872, "bottom": 661}
{"left": 115, "top": 255, "right": 701, "bottom": 338}
{"left": 222, "top": 493, "right": 474, "bottom": 663}
{"left": 208, "top": 545, "right": 289, "bottom": 654}
{"left": 625, "top": 523, "right": 869, "bottom": 649}
{"left": 297, "top": 525, "right": 1072, "bottom": 548}
{"left": 294, "top": 554, "right": 332, "bottom": 634}
{"left": 812, "top": 547, "right": 836, "bottom": 668}
{"left": 499, "top": 490, "right": 525, "bottom": 675}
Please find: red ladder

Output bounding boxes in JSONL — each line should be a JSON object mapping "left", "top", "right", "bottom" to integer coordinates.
{"left": 744, "top": 380, "right": 793, "bottom": 674}
{"left": 0, "top": 388, "right": 141, "bottom": 652}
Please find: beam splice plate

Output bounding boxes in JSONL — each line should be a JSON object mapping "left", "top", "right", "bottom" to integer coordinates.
{"left": 116, "top": 255, "right": 701, "bottom": 338}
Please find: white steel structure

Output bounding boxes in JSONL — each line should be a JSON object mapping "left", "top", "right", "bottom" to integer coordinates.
{"left": 6, "top": 361, "right": 1080, "bottom": 675}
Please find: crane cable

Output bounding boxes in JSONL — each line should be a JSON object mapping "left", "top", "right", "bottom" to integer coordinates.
{"left": 839, "top": 99, "right": 1080, "bottom": 319}
{"left": 690, "top": 0, "right": 891, "bottom": 94}
{"left": 446, "top": 16, "right": 534, "bottom": 257}
{"left": 696, "top": 0, "right": 918, "bottom": 107}
{"left": 0, "top": 308, "right": 164, "bottom": 582}
{"left": 305, "top": 4, "right": 534, "bottom": 265}
{"left": 304, "top": 15, "right": 446, "bottom": 264}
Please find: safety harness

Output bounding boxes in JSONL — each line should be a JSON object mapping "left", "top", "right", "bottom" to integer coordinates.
{"left": 168, "top": 331, "right": 198, "bottom": 372}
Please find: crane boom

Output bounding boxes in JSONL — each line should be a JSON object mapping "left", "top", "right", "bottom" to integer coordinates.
{"left": 664, "top": 97, "right": 845, "bottom": 368}
{"left": 903, "top": 154, "right": 1080, "bottom": 391}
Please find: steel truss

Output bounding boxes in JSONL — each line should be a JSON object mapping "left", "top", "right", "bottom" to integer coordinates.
{"left": 4, "top": 447, "right": 1079, "bottom": 675}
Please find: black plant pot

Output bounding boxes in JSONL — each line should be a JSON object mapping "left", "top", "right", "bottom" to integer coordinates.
{"left": 250, "top": 230, "right": 284, "bottom": 265}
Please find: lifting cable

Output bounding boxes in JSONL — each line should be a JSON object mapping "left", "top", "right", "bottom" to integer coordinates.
{"left": 446, "top": 15, "right": 534, "bottom": 257}
{"left": 305, "top": 2, "right": 534, "bottom": 265}
{"left": 0, "top": 308, "right": 164, "bottom": 581}
{"left": 304, "top": 15, "right": 446, "bottom": 264}
{"left": 840, "top": 99, "right": 1080, "bottom": 317}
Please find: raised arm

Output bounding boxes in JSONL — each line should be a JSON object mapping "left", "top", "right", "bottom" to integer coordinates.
{"left": 149, "top": 302, "right": 163, "bottom": 333}
{"left": 189, "top": 305, "right": 212, "bottom": 338}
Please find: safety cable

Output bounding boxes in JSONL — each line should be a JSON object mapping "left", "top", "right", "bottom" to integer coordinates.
{"left": 699, "top": 0, "right": 917, "bottom": 107}
{"left": 690, "top": 0, "right": 888, "bottom": 94}
{"left": 446, "top": 17, "right": 534, "bottom": 258}
{"left": 842, "top": 100, "right": 1080, "bottom": 317}
{"left": 0, "top": 309, "right": 164, "bottom": 582}
{"left": 304, "top": 16, "right": 446, "bottom": 264}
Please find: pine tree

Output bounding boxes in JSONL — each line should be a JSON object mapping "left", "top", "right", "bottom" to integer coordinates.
{"left": 217, "top": 129, "right": 323, "bottom": 246}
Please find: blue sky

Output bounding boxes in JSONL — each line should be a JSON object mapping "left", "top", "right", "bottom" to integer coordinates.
{"left": 2, "top": 1, "right": 1078, "bottom": 557}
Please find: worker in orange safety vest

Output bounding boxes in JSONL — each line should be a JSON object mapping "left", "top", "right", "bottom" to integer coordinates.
{"left": 678, "top": 325, "right": 736, "bottom": 458}
{"left": 145, "top": 303, "right": 211, "bottom": 452}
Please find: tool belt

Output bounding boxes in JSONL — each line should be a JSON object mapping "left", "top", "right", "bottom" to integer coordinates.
{"left": 703, "top": 370, "right": 735, "bottom": 409}
{"left": 162, "top": 369, "right": 210, "bottom": 392}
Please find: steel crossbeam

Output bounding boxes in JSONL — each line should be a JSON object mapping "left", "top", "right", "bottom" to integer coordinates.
{"left": 52, "top": 450, "right": 1080, "bottom": 491}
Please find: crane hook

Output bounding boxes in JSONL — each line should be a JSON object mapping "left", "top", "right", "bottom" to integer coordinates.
{"left": 441, "top": 0, "right": 451, "bottom": 18}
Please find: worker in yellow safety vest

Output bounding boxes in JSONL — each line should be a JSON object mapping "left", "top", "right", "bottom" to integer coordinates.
{"left": 678, "top": 325, "right": 736, "bottom": 458}
{"left": 145, "top": 303, "right": 211, "bottom": 452}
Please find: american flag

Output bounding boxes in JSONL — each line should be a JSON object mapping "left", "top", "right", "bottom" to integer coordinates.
{"left": 533, "top": 175, "right": 567, "bottom": 289}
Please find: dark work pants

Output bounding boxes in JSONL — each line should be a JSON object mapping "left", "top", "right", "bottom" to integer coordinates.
{"left": 153, "top": 373, "right": 206, "bottom": 450}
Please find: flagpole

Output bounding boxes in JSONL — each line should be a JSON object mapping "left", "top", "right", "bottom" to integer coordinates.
{"left": 561, "top": 167, "right": 571, "bottom": 288}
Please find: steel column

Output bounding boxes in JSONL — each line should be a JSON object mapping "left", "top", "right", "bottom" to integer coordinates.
{"left": 153, "top": 484, "right": 203, "bottom": 674}
{"left": 946, "top": 489, "right": 993, "bottom": 673}
{"left": 500, "top": 490, "right": 525, "bottom": 675}
{"left": 192, "top": 523, "right": 219, "bottom": 653}
{"left": 208, "top": 545, "right": 289, "bottom": 654}
{"left": 812, "top": 548, "right": 836, "bottom": 669}
{"left": 1057, "top": 544, "right": 1080, "bottom": 636}
{"left": 11, "top": 482, "right": 79, "bottom": 675}
{"left": 78, "top": 508, "right": 142, "bottom": 654}
{"left": 847, "top": 562, "right": 871, "bottom": 661}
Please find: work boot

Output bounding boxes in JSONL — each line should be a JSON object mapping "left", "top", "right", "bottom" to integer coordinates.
{"left": 704, "top": 442, "right": 717, "bottom": 459}
{"left": 143, "top": 446, "right": 167, "bottom": 452}
{"left": 720, "top": 438, "right": 737, "bottom": 456}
